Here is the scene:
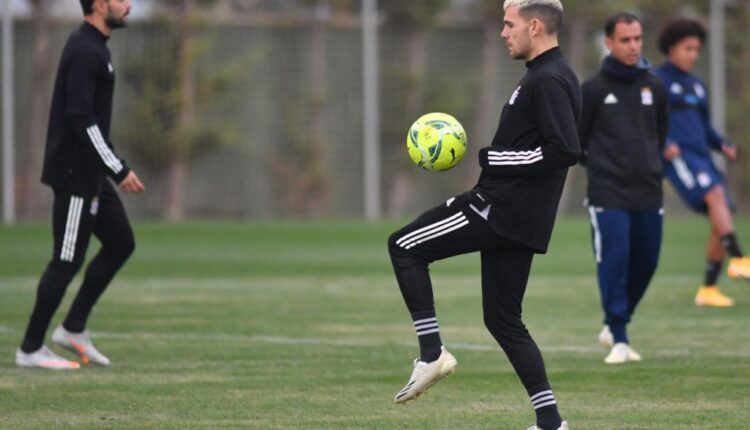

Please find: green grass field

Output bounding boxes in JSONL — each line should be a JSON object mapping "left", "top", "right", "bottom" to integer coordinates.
{"left": 1, "top": 218, "right": 749, "bottom": 429}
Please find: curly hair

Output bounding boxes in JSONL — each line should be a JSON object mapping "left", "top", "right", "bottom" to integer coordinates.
{"left": 658, "top": 18, "right": 707, "bottom": 55}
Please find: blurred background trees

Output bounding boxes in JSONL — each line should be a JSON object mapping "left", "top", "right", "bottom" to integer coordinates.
{"left": 4, "top": 0, "right": 749, "bottom": 220}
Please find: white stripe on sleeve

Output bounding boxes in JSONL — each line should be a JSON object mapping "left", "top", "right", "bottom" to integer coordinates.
{"left": 86, "top": 125, "right": 124, "bottom": 174}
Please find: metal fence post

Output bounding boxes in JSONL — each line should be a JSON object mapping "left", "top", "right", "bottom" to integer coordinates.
{"left": 2, "top": 0, "right": 15, "bottom": 225}
{"left": 362, "top": 0, "right": 381, "bottom": 220}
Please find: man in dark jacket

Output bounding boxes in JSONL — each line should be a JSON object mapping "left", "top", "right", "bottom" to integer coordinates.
{"left": 579, "top": 13, "right": 668, "bottom": 364}
{"left": 16, "top": 0, "right": 142, "bottom": 370}
{"left": 389, "top": 1, "right": 578, "bottom": 429}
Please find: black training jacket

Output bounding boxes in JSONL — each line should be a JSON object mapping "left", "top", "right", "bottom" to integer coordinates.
{"left": 41, "top": 22, "right": 129, "bottom": 197}
{"left": 472, "top": 47, "right": 582, "bottom": 254}
{"left": 579, "top": 56, "right": 668, "bottom": 211}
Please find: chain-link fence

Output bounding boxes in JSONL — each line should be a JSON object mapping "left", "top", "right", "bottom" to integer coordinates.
{"left": 2, "top": 0, "right": 749, "bottom": 222}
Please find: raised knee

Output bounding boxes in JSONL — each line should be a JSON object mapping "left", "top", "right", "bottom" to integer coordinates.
{"left": 388, "top": 231, "right": 408, "bottom": 257}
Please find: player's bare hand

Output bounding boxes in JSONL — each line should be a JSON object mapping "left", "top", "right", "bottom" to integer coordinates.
{"left": 722, "top": 144, "right": 738, "bottom": 162}
{"left": 119, "top": 171, "right": 145, "bottom": 193}
{"left": 663, "top": 143, "right": 681, "bottom": 160}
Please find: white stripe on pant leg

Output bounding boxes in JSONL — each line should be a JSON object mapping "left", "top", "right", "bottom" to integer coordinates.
{"left": 69, "top": 197, "right": 84, "bottom": 260}
{"left": 405, "top": 219, "right": 470, "bottom": 250}
{"left": 397, "top": 213, "right": 465, "bottom": 248}
{"left": 60, "top": 198, "right": 78, "bottom": 262}
{"left": 61, "top": 197, "right": 82, "bottom": 262}
{"left": 60, "top": 197, "right": 83, "bottom": 262}
{"left": 399, "top": 215, "right": 468, "bottom": 249}
{"left": 400, "top": 216, "right": 467, "bottom": 249}
{"left": 588, "top": 206, "right": 602, "bottom": 264}
{"left": 396, "top": 212, "right": 464, "bottom": 246}
{"left": 65, "top": 197, "right": 84, "bottom": 262}
{"left": 671, "top": 157, "right": 696, "bottom": 190}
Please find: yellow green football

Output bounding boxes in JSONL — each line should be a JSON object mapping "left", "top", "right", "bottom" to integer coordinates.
{"left": 407, "top": 112, "right": 467, "bottom": 171}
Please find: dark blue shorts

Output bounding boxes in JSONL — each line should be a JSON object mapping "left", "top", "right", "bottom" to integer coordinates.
{"left": 664, "top": 155, "right": 733, "bottom": 213}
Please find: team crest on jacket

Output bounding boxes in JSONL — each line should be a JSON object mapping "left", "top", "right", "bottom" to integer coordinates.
{"left": 641, "top": 87, "right": 653, "bottom": 106}
{"left": 509, "top": 86, "right": 521, "bottom": 105}
{"left": 694, "top": 83, "right": 705, "bottom": 99}
{"left": 108, "top": 63, "right": 114, "bottom": 73}
{"left": 670, "top": 82, "right": 683, "bottom": 94}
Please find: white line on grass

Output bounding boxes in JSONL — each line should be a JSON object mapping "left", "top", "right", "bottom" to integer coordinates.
{"left": 92, "top": 331, "right": 749, "bottom": 358}
{"left": 1, "top": 327, "right": 748, "bottom": 358}
{"left": 96, "top": 331, "right": 599, "bottom": 354}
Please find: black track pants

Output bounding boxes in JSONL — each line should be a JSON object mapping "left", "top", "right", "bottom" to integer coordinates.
{"left": 388, "top": 192, "right": 552, "bottom": 395}
{"left": 21, "top": 180, "right": 134, "bottom": 352}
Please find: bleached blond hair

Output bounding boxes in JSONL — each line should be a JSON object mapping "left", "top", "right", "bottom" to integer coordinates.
{"left": 504, "top": 0, "right": 563, "bottom": 11}
{"left": 503, "top": 0, "right": 564, "bottom": 34}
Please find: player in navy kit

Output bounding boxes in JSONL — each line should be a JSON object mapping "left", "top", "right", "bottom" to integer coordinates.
{"left": 655, "top": 18, "right": 749, "bottom": 307}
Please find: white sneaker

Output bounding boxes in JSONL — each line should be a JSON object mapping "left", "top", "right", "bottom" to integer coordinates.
{"left": 393, "top": 347, "right": 457, "bottom": 403}
{"left": 598, "top": 325, "right": 613, "bottom": 348}
{"left": 604, "top": 343, "right": 642, "bottom": 364}
{"left": 52, "top": 325, "right": 111, "bottom": 366}
{"left": 15, "top": 345, "right": 80, "bottom": 369}
{"left": 527, "top": 420, "right": 569, "bottom": 430}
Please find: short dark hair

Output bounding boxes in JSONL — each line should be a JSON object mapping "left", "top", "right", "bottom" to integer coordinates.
{"left": 518, "top": 4, "right": 564, "bottom": 35}
{"left": 604, "top": 13, "right": 640, "bottom": 37}
{"left": 80, "top": 0, "right": 94, "bottom": 15}
{"left": 658, "top": 18, "right": 707, "bottom": 55}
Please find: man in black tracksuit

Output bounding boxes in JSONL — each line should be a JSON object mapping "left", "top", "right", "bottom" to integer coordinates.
{"left": 16, "top": 0, "right": 142, "bottom": 369}
{"left": 389, "top": 2, "right": 578, "bottom": 429}
{"left": 579, "top": 13, "right": 668, "bottom": 364}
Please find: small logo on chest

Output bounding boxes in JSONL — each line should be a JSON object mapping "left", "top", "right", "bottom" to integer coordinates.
{"left": 509, "top": 86, "right": 522, "bottom": 105}
{"left": 603, "top": 93, "right": 618, "bottom": 104}
{"left": 108, "top": 62, "right": 114, "bottom": 74}
{"left": 694, "top": 83, "right": 705, "bottom": 99}
{"left": 641, "top": 87, "right": 653, "bottom": 106}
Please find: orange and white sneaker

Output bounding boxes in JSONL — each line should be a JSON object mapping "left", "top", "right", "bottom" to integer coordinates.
{"left": 727, "top": 257, "right": 750, "bottom": 280}
{"left": 52, "top": 325, "right": 111, "bottom": 366}
{"left": 15, "top": 345, "right": 80, "bottom": 370}
{"left": 695, "top": 286, "right": 735, "bottom": 307}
